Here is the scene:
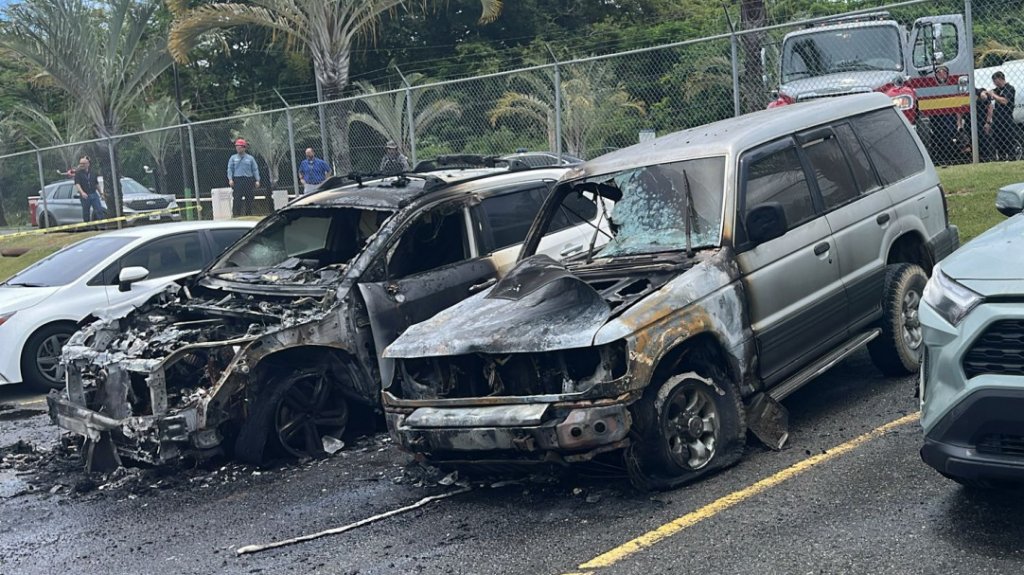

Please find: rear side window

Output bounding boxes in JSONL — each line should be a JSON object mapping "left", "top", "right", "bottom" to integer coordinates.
{"left": 744, "top": 143, "right": 817, "bottom": 232}
{"left": 549, "top": 191, "right": 598, "bottom": 233}
{"left": 832, "top": 123, "right": 881, "bottom": 195}
{"left": 851, "top": 109, "right": 925, "bottom": 185}
{"left": 481, "top": 186, "right": 549, "bottom": 251}
{"left": 54, "top": 184, "right": 74, "bottom": 200}
{"left": 800, "top": 131, "right": 859, "bottom": 210}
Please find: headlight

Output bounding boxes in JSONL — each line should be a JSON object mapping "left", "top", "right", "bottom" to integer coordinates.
{"left": 0, "top": 311, "right": 16, "bottom": 328}
{"left": 892, "top": 94, "right": 914, "bottom": 110}
{"left": 922, "top": 268, "right": 982, "bottom": 326}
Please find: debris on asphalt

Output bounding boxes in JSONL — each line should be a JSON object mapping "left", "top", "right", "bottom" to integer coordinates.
{"left": 236, "top": 486, "right": 473, "bottom": 556}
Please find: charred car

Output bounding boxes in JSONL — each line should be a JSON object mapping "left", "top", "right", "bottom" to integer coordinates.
{"left": 48, "top": 161, "right": 608, "bottom": 469}
{"left": 384, "top": 93, "right": 960, "bottom": 489}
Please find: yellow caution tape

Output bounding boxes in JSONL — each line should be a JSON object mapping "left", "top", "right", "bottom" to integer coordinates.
{"left": 0, "top": 205, "right": 201, "bottom": 241}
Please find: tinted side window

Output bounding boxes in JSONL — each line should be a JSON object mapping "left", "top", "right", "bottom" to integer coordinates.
{"left": 209, "top": 228, "right": 248, "bottom": 256}
{"left": 481, "top": 187, "right": 547, "bottom": 251}
{"left": 852, "top": 109, "right": 925, "bottom": 185}
{"left": 744, "top": 144, "right": 817, "bottom": 232}
{"left": 55, "top": 184, "right": 74, "bottom": 200}
{"left": 121, "top": 233, "right": 204, "bottom": 280}
{"left": 800, "top": 132, "right": 859, "bottom": 210}
{"left": 833, "top": 123, "right": 881, "bottom": 194}
{"left": 549, "top": 191, "right": 598, "bottom": 232}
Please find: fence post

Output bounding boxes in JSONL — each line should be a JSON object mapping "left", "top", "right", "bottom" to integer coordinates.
{"left": 395, "top": 67, "right": 417, "bottom": 166}
{"left": 724, "top": 7, "right": 742, "bottom": 118}
{"left": 547, "top": 45, "right": 563, "bottom": 160}
{"left": 28, "top": 139, "right": 49, "bottom": 228}
{"left": 106, "top": 136, "right": 123, "bottom": 229}
{"left": 173, "top": 63, "right": 192, "bottom": 209}
{"left": 315, "top": 75, "right": 331, "bottom": 168}
{"left": 276, "top": 90, "right": 300, "bottom": 197}
{"left": 965, "top": 0, "right": 979, "bottom": 164}
{"left": 186, "top": 119, "right": 201, "bottom": 219}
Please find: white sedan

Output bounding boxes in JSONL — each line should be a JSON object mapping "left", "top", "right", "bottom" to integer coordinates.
{"left": 0, "top": 221, "right": 255, "bottom": 389}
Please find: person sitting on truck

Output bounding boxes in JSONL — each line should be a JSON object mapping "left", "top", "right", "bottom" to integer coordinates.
{"left": 987, "top": 71, "right": 1017, "bottom": 160}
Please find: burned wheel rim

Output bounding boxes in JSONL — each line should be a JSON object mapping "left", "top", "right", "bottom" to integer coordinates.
{"left": 273, "top": 371, "right": 349, "bottom": 459}
{"left": 901, "top": 289, "right": 923, "bottom": 351}
{"left": 662, "top": 382, "right": 719, "bottom": 471}
{"left": 35, "top": 333, "right": 69, "bottom": 385}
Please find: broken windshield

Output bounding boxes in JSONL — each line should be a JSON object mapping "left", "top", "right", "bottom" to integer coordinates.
{"left": 208, "top": 207, "right": 394, "bottom": 285}
{"left": 782, "top": 26, "right": 904, "bottom": 83}
{"left": 563, "top": 157, "right": 725, "bottom": 259}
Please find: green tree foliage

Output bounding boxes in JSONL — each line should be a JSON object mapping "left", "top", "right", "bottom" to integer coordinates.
{"left": 348, "top": 73, "right": 462, "bottom": 160}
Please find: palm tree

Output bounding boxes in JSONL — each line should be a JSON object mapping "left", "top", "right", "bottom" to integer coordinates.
{"left": 234, "top": 105, "right": 316, "bottom": 189}
{"left": 489, "top": 61, "right": 645, "bottom": 158}
{"left": 138, "top": 97, "right": 185, "bottom": 196}
{"left": 0, "top": 0, "right": 174, "bottom": 216}
{"left": 167, "top": 0, "right": 503, "bottom": 171}
{"left": 8, "top": 104, "right": 91, "bottom": 170}
{"left": 348, "top": 73, "right": 461, "bottom": 162}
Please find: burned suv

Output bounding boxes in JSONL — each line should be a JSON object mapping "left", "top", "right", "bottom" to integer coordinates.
{"left": 49, "top": 161, "right": 606, "bottom": 469}
{"left": 384, "top": 93, "right": 960, "bottom": 489}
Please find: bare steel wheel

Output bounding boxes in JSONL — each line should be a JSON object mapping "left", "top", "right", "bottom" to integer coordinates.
{"left": 663, "top": 383, "right": 719, "bottom": 470}
{"left": 274, "top": 370, "right": 349, "bottom": 459}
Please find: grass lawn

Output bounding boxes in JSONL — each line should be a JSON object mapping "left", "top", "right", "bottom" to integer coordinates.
{"left": 937, "top": 160, "right": 1024, "bottom": 243}
{"left": 0, "top": 162, "right": 1019, "bottom": 283}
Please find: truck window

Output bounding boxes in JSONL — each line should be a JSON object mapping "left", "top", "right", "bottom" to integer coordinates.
{"left": 851, "top": 109, "right": 926, "bottom": 185}
{"left": 800, "top": 130, "right": 859, "bottom": 210}
{"left": 743, "top": 143, "right": 817, "bottom": 232}
{"left": 832, "top": 123, "right": 882, "bottom": 195}
{"left": 913, "top": 23, "right": 959, "bottom": 68}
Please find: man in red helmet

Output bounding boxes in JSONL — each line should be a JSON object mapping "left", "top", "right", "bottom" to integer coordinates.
{"left": 226, "top": 138, "right": 261, "bottom": 216}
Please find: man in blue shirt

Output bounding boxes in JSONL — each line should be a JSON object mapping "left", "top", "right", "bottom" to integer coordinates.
{"left": 226, "top": 138, "right": 261, "bottom": 216}
{"left": 298, "top": 148, "right": 332, "bottom": 194}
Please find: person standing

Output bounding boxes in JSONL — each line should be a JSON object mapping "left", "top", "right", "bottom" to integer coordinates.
{"left": 988, "top": 71, "right": 1017, "bottom": 161}
{"left": 227, "top": 138, "right": 261, "bottom": 216}
{"left": 298, "top": 148, "right": 332, "bottom": 194}
{"left": 378, "top": 141, "right": 410, "bottom": 175}
{"left": 931, "top": 66, "right": 959, "bottom": 164}
{"left": 73, "top": 156, "right": 105, "bottom": 223}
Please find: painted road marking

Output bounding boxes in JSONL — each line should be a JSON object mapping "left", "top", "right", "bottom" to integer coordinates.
{"left": 564, "top": 411, "right": 920, "bottom": 574}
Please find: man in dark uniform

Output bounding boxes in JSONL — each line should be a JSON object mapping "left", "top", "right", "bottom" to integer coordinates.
{"left": 988, "top": 71, "right": 1017, "bottom": 160}
{"left": 73, "top": 156, "right": 105, "bottom": 223}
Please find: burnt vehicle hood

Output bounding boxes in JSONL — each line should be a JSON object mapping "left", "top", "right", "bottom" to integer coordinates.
{"left": 385, "top": 250, "right": 736, "bottom": 358}
{"left": 780, "top": 70, "right": 901, "bottom": 100}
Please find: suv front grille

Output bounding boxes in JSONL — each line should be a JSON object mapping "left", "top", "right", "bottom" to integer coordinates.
{"left": 976, "top": 434, "right": 1024, "bottom": 458}
{"left": 126, "top": 197, "right": 169, "bottom": 211}
{"left": 962, "top": 320, "right": 1024, "bottom": 379}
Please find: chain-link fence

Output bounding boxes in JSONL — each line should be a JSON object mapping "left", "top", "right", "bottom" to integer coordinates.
{"left": 2, "top": 0, "right": 1021, "bottom": 228}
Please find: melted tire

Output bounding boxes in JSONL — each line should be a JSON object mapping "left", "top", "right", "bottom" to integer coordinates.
{"left": 627, "top": 365, "right": 745, "bottom": 490}
{"left": 868, "top": 263, "right": 928, "bottom": 377}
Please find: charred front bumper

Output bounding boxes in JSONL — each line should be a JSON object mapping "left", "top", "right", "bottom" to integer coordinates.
{"left": 384, "top": 395, "right": 633, "bottom": 463}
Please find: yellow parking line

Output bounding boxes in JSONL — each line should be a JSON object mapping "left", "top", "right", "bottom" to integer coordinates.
{"left": 566, "top": 411, "right": 920, "bottom": 573}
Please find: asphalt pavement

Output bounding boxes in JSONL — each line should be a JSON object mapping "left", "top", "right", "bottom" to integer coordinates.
{"left": 0, "top": 351, "right": 1020, "bottom": 575}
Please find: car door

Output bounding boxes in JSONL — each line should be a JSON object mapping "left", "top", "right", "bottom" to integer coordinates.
{"left": 99, "top": 232, "right": 208, "bottom": 307}
{"left": 51, "top": 184, "right": 78, "bottom": 224}
{"left": 359, "top": 199, "right": 498, "bottom": 386}
{"left": 734, "top": 137, "right": 848, "bottom": 384}
{"left": 803, "top": 122, "right": 896, "bottom": 332}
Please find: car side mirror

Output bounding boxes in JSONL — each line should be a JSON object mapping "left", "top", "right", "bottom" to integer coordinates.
{"left": 746, "top": 203, "right": 788, "bottom": 245}
{"left": 118, "top": 266, "right": 150, "bottom": 292}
